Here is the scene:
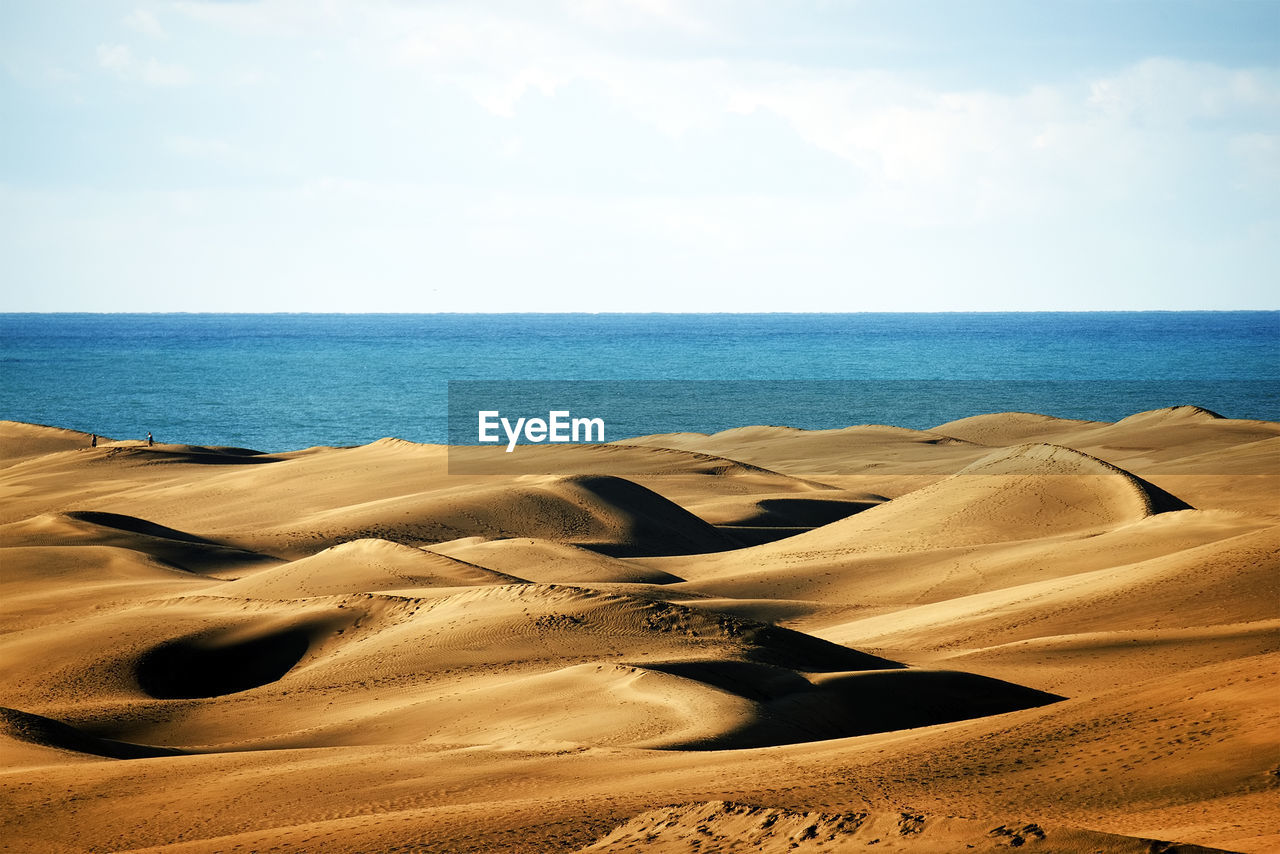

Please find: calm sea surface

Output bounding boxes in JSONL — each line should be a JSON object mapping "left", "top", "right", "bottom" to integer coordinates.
{"left": 1, "top": 313, "right": 1276, "bottom": 451}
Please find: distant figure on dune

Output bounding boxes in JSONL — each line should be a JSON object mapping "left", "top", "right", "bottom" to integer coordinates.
{"left": 146, "top": 432, "right": 153, "bottom": 447}
{"left": 90, "top": 434, "right": 97, "bottom": 447}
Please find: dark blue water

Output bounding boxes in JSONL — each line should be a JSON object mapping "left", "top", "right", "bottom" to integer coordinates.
{"left": 1, "top": 313, "right": 1276, "bottom": 451}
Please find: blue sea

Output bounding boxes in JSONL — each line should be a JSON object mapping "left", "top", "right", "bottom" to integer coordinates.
{"left": 1, "top": 313, "right": 1276, "bottom": 452}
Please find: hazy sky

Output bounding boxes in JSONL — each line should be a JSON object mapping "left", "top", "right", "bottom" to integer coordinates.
{"left": 2, "top": 1, "right": 1277, "bottom": 311}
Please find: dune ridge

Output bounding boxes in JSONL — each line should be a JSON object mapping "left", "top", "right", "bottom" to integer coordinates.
{"left": 216, "top": 537, "right": 524, "bottom": 598}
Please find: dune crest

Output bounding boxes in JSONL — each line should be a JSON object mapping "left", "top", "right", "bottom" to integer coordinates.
{"left": 426, "top": 536, "right": 685, "bottom": 584}
{"left": 216, "top": 537, "right": 522, "bottom": 598}
{"left": 1116, "top": 404, "right": 1227, "bottom": 423}
{"left": 0, "top": 420, "right": 108, "bottom": 464}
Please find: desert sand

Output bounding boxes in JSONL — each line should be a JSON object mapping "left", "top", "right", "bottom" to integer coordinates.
{"left": 1, "top": 407, "right": 1277, "bottom": 853}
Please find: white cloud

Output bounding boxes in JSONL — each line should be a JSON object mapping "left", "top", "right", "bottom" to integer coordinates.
{"left": 468, "top": 65, "right": 570, "bottom": 118}
{"left": 1087, "top": 58, "right": 1280, "bottom": 125}
{"left": 565, "top": 0, "right": 713, "bottom": 35}
{"left": 499, "top": 136, "right": 524, "bottom": 159}
{"left": 96, "top": 43, "right": 133, "bottom": 73}
{"left": 140, "top": 58, "right": 191, "bottom": 86}
{"left": 299, "top": 176, "right": 399, "bottom": 202}
{"left": 166, "top": 134, "right": 235, "bottom": 160}
{"left": 37, "top": 1, "right": 1270, "bottom": 310}
{"left": 1230, "top": 133, "right": 1280, "bottom": 189}
{"left": 172, "top": 0, "right": 358, "bottom": 38}
{"left": 44, "top": 66, "right": 80, "bottom": 85}
{"left": 165, "top": 4, "right": 1280, "bottom": 200}
{"left": 125, "top": 8, "right": 167, "bottom": 39}
{"left": 97, "top": 42, "right": 190, "bottom": 86}
{"left": 161, "top": 1, "right": 1280, "bottom": 231}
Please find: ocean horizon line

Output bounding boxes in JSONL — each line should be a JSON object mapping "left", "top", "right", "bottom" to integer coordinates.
{"left": 6, "top": 312, "right": 1274, "bottom": 450}
{"left": 3, "top": 309, "right": 1278, "bottom": 317}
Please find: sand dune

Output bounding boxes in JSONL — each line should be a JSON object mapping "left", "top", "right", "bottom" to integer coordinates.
{"left": 426, "top": 536, "right": 685, "bottom": 584}
{"left": 0, "top": 421, "right": 107, "bottom": 464}
{"left": 837, "top": 521, "right": 1280, "bottom": 643}
{"left": 282, "top": 473, "right": 742, "bottom": 557}
{"left": 217, "top": 538, "right": 522, "bottom": 598}
{"left": 578, "top": 800, "right": 1238, "bottom": 852}
{"left": 624, "top": 423, "right": 991, "bottom": 476}
{"left": 628, "top": 406, "right": 1280, "bottom": 481}
{"left": 0, "top": 511, "right": 280, "bottom": 574}
{"left": 941, "top": 406, "right": 1280, "bottom": 473}
{"left": 656, "top": 509, "right": 1268, "bottom": 623}
{"left": 1, "top": 706, "right": 185, "bottom": 761}
{"left": 1, "top": 411, "right": 1276, "bottom": 853}
{"left": 933, "top": 411, "right": 1110, "bottom": 445}
{"left": 688, "top": 493, "right": 885, "bottom": 527}
{"left": 640, "top": 443, "right": 1207, "bottom": 596}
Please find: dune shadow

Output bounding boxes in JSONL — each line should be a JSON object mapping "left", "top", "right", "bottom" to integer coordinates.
{"left": 710, "top": 497, "right": 884, "bottom": 546}
{"left": 0, "top": 706, "right": 184, "bottom": 760}
{"left": 642, "top": 660, "right": 821, "bottom": 702}
{"left": 663, "top": 668, "right": 1064, "bottom": 750}
{"left": 742, "top": 624, "right": 903, "bottom": 673}
{"left": 108, "top": 445, "right": 278, "bottom": 465}
{"left": 66, "top": 511, "right": 222, "bottom": 545}
{"left": 737, "top": 498, "right": 881, "bottom": 528}
{"left": 136, "top": 626, "right": 312, "bottom": 699}
{"left": 559, "top": 475, "right": 745, "bottom": 557}
{"left": 712, "top": 525, "right": 813, "bottom": 546}
{"left": 40, "top": 511, "right": 283, "bottom": 573}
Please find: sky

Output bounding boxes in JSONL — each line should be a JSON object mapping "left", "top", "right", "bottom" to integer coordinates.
{"left": 1, "top": 0, "right": 1277, "bottom": 312}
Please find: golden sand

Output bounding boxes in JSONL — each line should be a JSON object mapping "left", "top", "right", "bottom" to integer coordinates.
{"left": 1, "top": 408, "right": 1276, "bottom": 852}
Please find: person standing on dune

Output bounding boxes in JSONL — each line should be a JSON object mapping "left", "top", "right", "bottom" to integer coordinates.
{"left": 91, "top": 434, "right": 97, "bottom": 447}
{"left": 146, "top": 431, "right": 153, "bottom": 447}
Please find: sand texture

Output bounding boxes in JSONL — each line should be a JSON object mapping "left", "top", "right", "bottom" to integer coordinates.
{"left": 1, "top": 408, "right": 1277, "bottom": 853}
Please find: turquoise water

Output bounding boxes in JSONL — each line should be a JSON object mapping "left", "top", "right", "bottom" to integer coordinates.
{"left": 1, "top": 313, "right": 1276, "bottom": 451}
